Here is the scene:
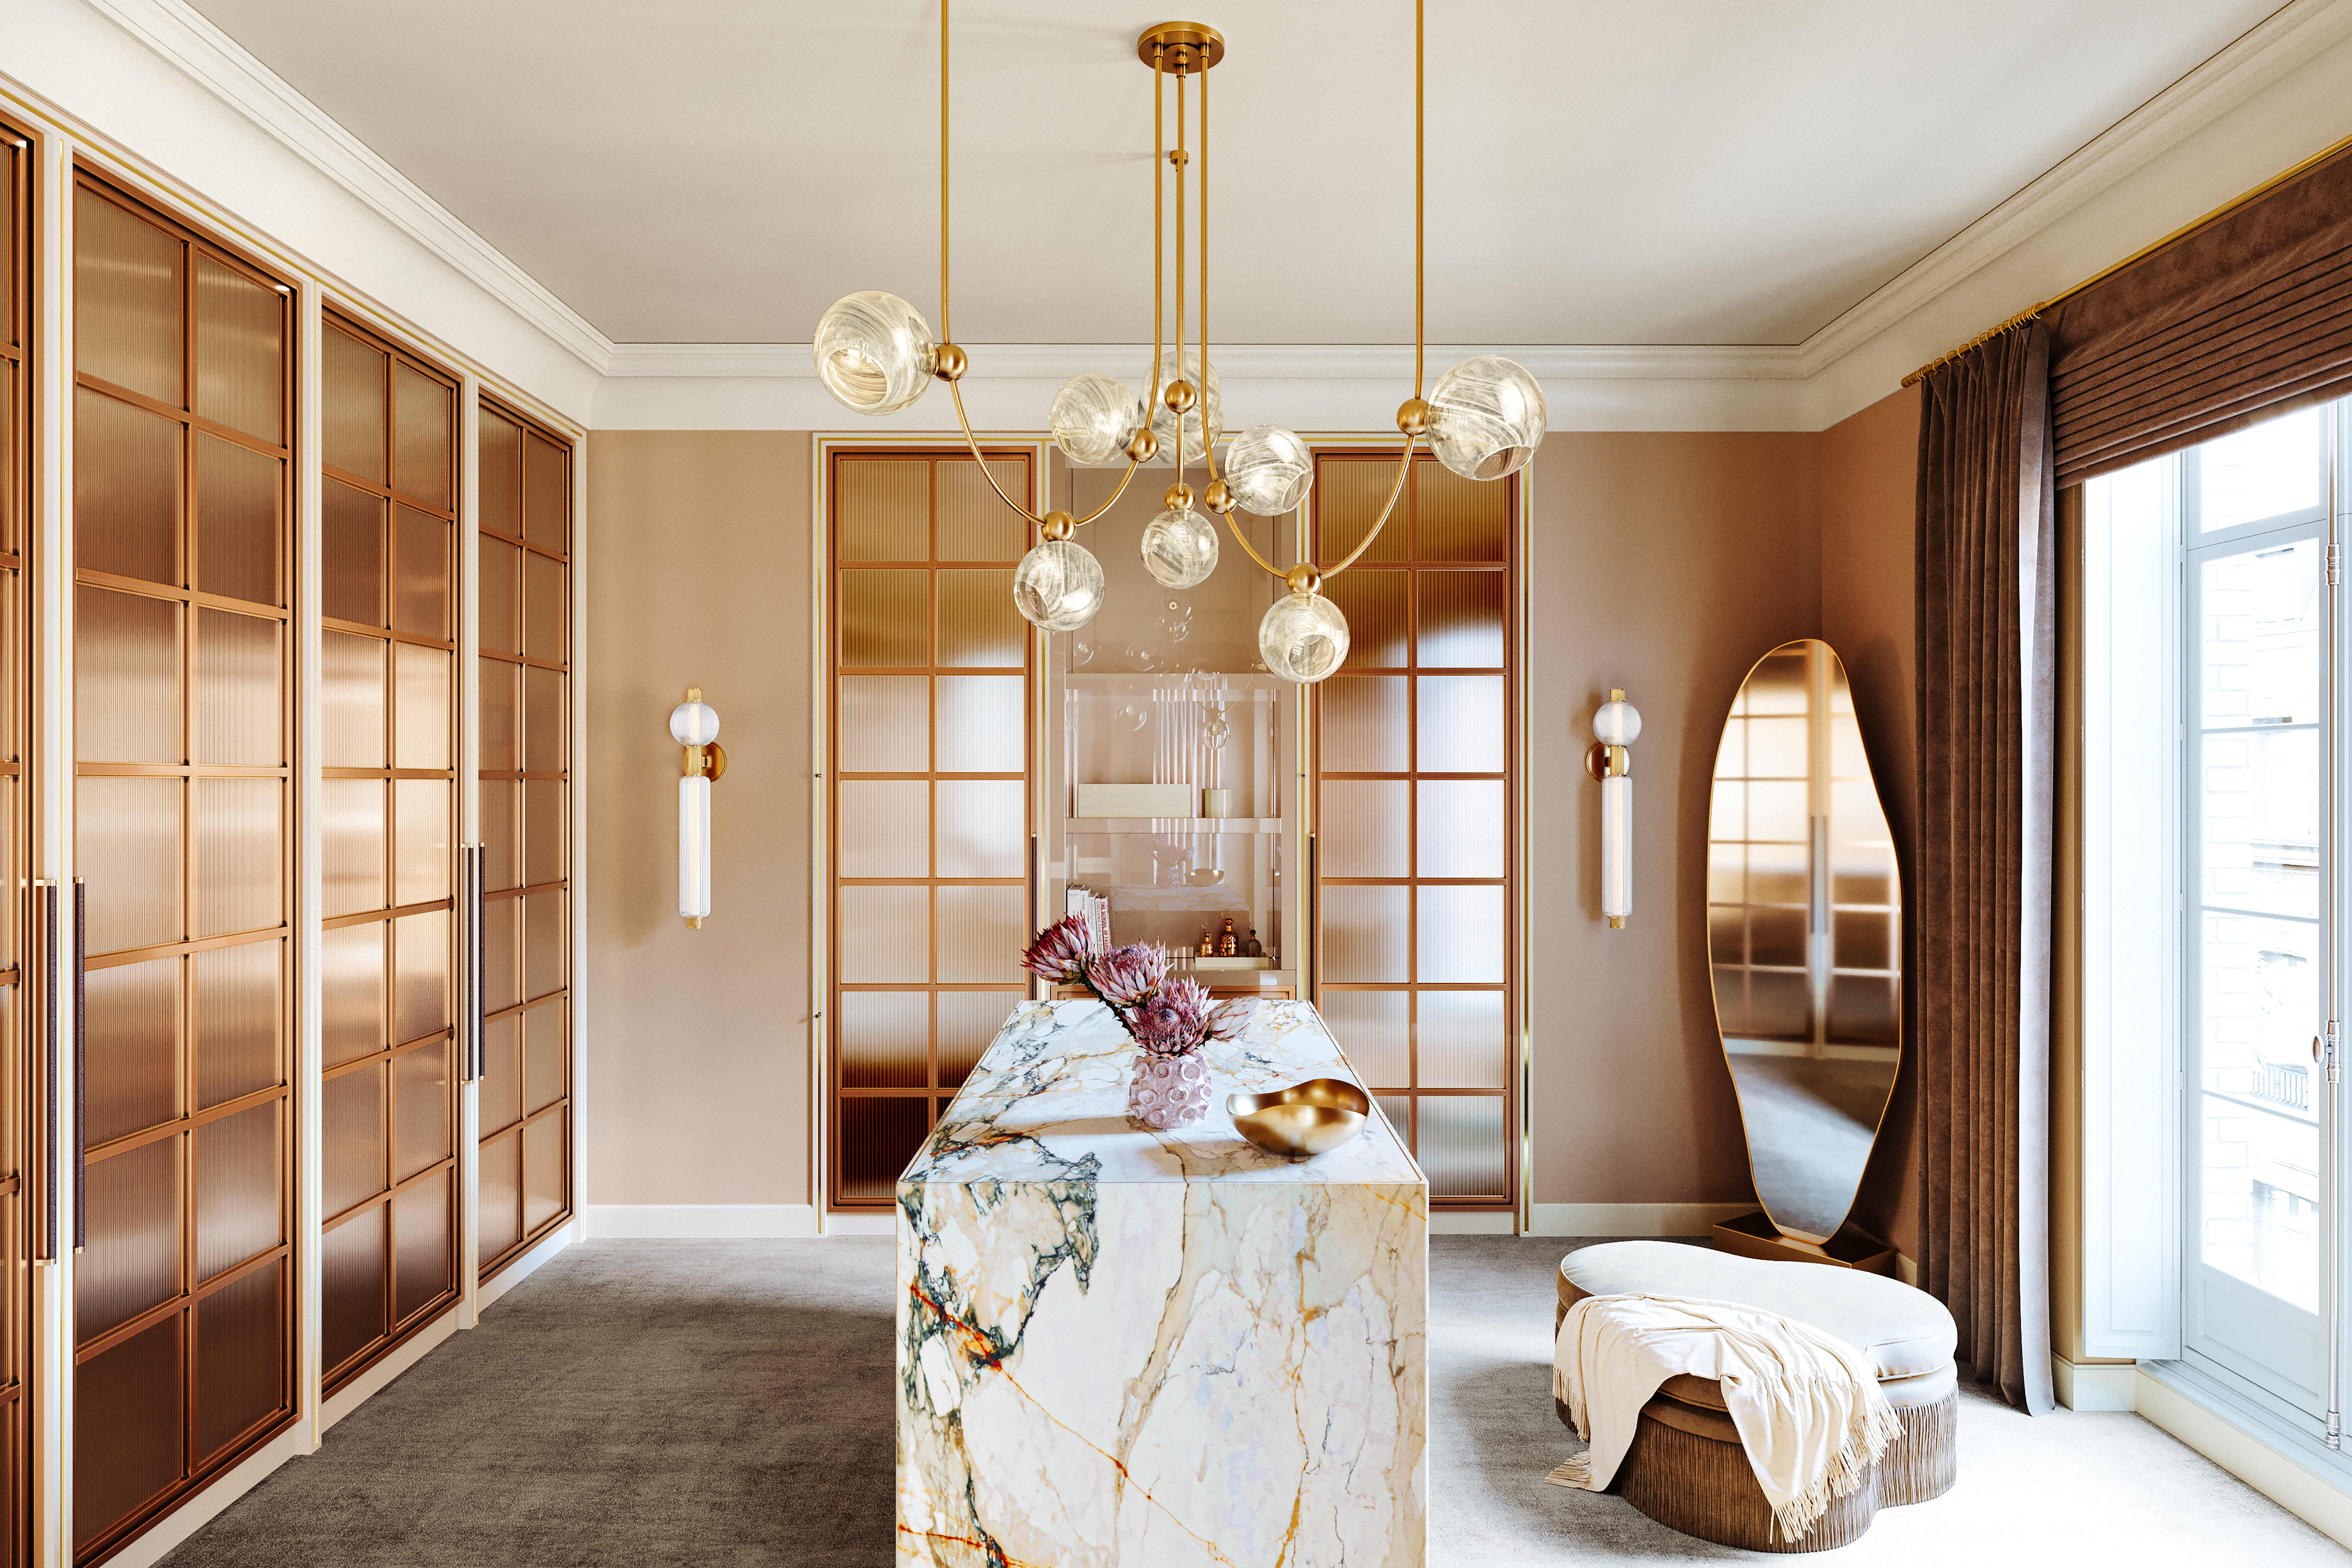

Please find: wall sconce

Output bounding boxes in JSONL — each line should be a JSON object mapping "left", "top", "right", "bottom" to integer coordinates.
{"left": 670, "top": 689, "right": 725, "bottom": 928}
{"left": 1585, "top": 689, "right": 1641, "bottom": 929}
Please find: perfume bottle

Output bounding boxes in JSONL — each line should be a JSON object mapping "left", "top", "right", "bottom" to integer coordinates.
{"left": 1218, "top": 917, "right": 1239, "bottom": 957}
{"left": 1243, "top": 928, "right": 1262, "bottom": 959}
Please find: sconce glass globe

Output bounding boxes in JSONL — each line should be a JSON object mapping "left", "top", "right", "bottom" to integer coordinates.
{"left": 669, "top": 700, "right": 720, "bottom": 746}
{"left": 1013, "top": 539, "right": 1106, "bottom": 631}
{"left": 1142, "top": 349, "right": 1222, "bottom": 466}
{"left": 1049, "top": 373, "right": 1142, "bottom": 465}
{"left": 1425, "top": 354, "right": 1547, "bottom": 481}
{"left": 812, "top": 290, "right": 938, "bottom": 416}
{"left": 1258, "top": 590, "right": 1350, "bottom": 683}
{"left": 1140, "top": 507, "right": 1219, "bottom": 589}
{"left": 1223, "top": 424, "right": 1314, "bottom": 515}
{"left": 1593, "top": 698, "right": 1641, "bottom": 745}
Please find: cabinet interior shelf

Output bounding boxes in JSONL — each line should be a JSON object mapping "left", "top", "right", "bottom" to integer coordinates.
{"left": 1066, "top": 817, "right": 1284, "bottom": 834}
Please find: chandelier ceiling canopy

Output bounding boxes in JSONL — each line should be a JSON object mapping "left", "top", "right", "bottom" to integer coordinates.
{"left": 811, "top": 3, "right": 1545, "bottom": 683}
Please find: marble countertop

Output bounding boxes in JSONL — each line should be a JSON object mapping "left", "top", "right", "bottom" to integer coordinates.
{"left": 900, "top": 998, "right": 1424, "bottom": 1189}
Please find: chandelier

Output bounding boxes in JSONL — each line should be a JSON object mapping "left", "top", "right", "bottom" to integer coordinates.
{"left": 809, "top": 4, "right": 1544, "bottom": 684}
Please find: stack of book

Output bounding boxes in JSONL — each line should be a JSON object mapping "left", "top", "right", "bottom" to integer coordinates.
{"left": 1065, "top": 885, "right": 1112, "bottom": 956}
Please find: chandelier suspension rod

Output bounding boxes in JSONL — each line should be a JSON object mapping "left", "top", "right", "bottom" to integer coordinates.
{"left": 937, "top": 0, "right": 1147, "bottom": 531}
{"left": 1415, "top": 0, "right": 1424, "bottom": 398}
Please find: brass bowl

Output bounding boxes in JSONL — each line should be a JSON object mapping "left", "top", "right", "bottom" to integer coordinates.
{"left": 1228, "top": 1079, "right": 1370, "bottom": 1158}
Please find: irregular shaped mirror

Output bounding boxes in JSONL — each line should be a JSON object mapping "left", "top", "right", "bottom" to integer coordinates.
{"left": 1707, "top": 639, "right": 1900, "bottom": 1244}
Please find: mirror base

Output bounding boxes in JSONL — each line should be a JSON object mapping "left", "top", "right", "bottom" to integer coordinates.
{"left": 1711, "top": 1210, "right": 1896, "bottom": 1277}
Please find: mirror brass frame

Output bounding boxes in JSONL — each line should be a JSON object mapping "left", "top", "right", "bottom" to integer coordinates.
{"left": 1705, "top": 638, "right": 1902, "bottom": 1262}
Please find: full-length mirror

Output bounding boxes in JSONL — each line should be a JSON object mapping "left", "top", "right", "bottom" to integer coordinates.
{"left": 1707, "top": 639, "right": 1902, "bottom": 1244}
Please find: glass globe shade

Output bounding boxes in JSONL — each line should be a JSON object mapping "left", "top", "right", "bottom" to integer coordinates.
{"left": 1258, "top": 590, "right": 1350, "bottom": 684}
{"left": 1223, "top": 424, "right": 1314, "bottom": 515}
{"left": 812, "top": 290, "right": 937, "bottom": 416}
{"left": 1050, "top": 373, "right": 1141, "bottom": 465}
{"left": 1425, "top": 354, "right": 1547, "bottom": 481}
{"left": 1140, "top": 507, "right": 1219, "bottom": 589}
{"left": 1142, "top": 349, "right": 1222, "bottom": 466}
{"left": 1593, "top": 699, "right": 1641, "bottom": 745}
{"left": 1013, "top": 539, "right": 1106, "bottom": 631}
{"left": 668, "top": 700, "right": 720, "bottom": 746}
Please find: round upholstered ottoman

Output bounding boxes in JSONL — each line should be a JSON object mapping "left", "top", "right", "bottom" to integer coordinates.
{"left": 1554, "top": 1241, "right": 1958, "bottom": 1551}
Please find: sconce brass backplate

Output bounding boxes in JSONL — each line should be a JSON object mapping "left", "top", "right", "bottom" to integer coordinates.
{"left": 1585, "top": 741, "right": 1627, "bottom": 781}
{"left": 1137, "top": 22, "right": 1226, "bottom": 72}
{"left": 705, "top": 741, "right": 728, "bottom": 782}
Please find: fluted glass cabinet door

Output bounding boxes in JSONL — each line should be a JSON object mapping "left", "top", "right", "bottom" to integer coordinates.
{"left": 317, "top": 313, "right": 460, "bottom": 1388}
{"left": 828, "top": 451, "right": 1033, "bottom": 1209}
{"left": 71, "top": 171, "right": 294, "bottom": 1559}
{"left": 475, "top": 402, "right": 572, "bottom": 1272}
{"left": 1313, "top": 453, "right": 1518, "bottom": 1209}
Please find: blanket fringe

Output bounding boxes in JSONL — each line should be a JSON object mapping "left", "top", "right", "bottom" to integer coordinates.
{"left": 1767, "top": 1397, "right": 1904, "bottom": 1542}
{"left": 1545, "top": 1456, "right": 1593, "bottom": 1490}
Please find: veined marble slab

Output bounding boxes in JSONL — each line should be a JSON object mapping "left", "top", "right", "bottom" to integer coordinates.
{"left": 897, "top": 999, "right": 1428, "bottom": 1568}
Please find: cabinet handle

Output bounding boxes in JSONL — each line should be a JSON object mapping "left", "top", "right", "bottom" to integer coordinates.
{"left": 73, "top": 879, "right": 85, "bottom": 1255}
{"left": 38, "top": 881, "right": 54, "bottom": 1262}
{"left": 469, "top": 846, "right": 487, "bottom": 1083}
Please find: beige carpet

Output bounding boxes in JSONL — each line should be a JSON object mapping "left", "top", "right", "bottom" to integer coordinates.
{"left": 159, "top": 1235, "right": 2346, "bottom": 1564}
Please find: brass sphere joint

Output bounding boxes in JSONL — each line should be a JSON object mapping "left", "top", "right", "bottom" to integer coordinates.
{"left": 934, "top": 342, "right": 969, "bottom": 382}
{"left": 1285, "top": 563, "right": 1323, "bottom": 596}
{"left": 1203, "top": 479, "right": 1235, "bottom": 515}
{"left": 1163, "top": 482, "right": 1195, "bottom": 512}
{"left": 1164, "top": 379, "right": 1198, "bottom": 414}
{"left": 1040, "top": 510, "right": 1075, "bottom": 542}
{"left": 1125, "top": 428, "right": 1160, "bottom": 462}
{"left": 1396, "top": 397, "right": 1430, "bottom": 436}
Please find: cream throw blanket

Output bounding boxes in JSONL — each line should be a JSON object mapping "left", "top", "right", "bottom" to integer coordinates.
{"left": 1548, "top": 1293, "right": 1903, "bottom": 1543}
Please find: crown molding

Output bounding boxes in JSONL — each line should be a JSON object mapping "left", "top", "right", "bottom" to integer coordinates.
{"left": 1792, "top": 0, "right": 2352, "bottom": 381}
{"left": 603, "top": 341, "right": 1809, "bottom": 383}
{"left": 68, "top": 0, "right": 2352, "bottom": 432}
{"left": 79, "top": 0, "right": 614, "bottom": 373}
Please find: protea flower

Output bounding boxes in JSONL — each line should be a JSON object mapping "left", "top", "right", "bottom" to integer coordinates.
{"left": 1207, "top": 995, "right": 1252, "bottom": 1042}
{"left": 1088, "top": 942, "right": 1168, "bottom": 1007}
{"left": 1131, "top": 978, "right": 1220, "bottom": 1057}
{"left": 1020, "top": 915, "right": 1092, "bottom": 984}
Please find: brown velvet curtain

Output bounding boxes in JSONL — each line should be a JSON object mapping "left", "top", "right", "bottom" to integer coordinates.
{"left": 1915, "top": 320, "right": 2057, "bottom": 1416}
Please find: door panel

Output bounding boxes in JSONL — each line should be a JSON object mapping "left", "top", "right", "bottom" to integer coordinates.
{"left": 71, "top": 171, "right": 295, "bottom": 1559}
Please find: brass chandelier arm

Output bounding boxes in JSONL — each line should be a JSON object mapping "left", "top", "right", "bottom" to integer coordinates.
{"left": 1143, "top": 44, "right": 1165, "bottom": 406}
{"left": 1220, "top": 508, "right": 1285, "bottom": 579}
{"left": 945, "top": 381, "right": 1048, "bottom": 525}
{"left": 1321, "top": 435, "right": 1419, "bottom": 576}
{"left": 1073, "top": 457, "right": 1145, "bottom": 526}
{"left": 931, "top": 0, "right": 941, "bottom": 343}
{"left": 1200, "top": 54, "right": 1220, "bottom": 484}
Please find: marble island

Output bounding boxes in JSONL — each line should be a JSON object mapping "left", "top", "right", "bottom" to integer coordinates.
{"left": 897, "top": 999, "right": 1428, "bottom": 1567}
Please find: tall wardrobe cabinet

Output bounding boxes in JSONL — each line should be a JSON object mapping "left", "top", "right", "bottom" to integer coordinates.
{"left": 0, "top": 137, "right": 583, "bottom": 1567}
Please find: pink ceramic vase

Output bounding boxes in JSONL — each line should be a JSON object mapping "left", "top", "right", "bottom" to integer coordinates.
{"left": 1127, "top": 1049, "right": 1214, "bottom": 1129}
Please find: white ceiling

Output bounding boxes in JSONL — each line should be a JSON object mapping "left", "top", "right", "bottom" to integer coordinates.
{"left": 186, "top": 0, "right": 2287, "bottom": 348}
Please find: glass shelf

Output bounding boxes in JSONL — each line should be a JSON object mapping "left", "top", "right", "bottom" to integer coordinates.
{"left": 1066, "top": 817, "right": 1285, "bottom": 834}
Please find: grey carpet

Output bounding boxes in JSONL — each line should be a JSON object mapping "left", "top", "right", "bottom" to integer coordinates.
{"left": 161, "top": 1235, "right": 2347, "bottom": 1565}
{"left": 160, "top": 1240, "right": 898, "bottom": 1568}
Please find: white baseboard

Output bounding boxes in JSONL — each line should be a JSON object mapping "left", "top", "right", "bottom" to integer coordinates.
{"left": 1430, "top": 1211, "right": 1517, "bottom": 1234}
{"left": 822, "top": 1211, "right": 897, "bottom": 1236}
{"left": 478, "top": 1219, "right": 581, "bottom": 1309}
{"left": 2051, "top": 1354, "right": 2140, "bottom": 1412}
{"left": 1527, "top": 1202, "right": 1753, "bottom": 1237}
{"left": 583, "top": 1204, "right": 820, "bottom": 1239}
{"left": 103, "top": 1421, "right": 309, "bottom": 1568}
{"left": 321, "top": 1306, "right": 458, "bottom": 1432}
{"left": 2136, "top": 1367, "right": 2352, "bottom": 1550}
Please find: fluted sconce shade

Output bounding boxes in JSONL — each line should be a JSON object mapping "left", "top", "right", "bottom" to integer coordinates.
{"left": 671, "top": 691, "right": 725, "bottom": 926}
{"left": 1590, "top": 691, "right": 1641, "bottom": 928}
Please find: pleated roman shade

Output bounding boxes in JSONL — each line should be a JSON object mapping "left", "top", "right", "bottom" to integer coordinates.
{"left": 2048, "top": 141, "right": 2352, "bottom": 485}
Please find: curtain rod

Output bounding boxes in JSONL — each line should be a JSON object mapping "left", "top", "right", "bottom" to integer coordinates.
{"left": 1900, "top": 127, "right": 2352, "bottom": 388}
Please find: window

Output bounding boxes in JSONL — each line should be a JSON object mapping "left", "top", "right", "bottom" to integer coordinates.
{"left": 2088, "top": 397, "right": 2346, "bottom": 1429}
